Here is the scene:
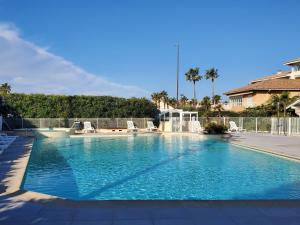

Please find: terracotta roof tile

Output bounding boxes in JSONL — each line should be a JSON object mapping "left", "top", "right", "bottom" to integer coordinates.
{"left": 224, "top": 79, "right": 300, "bottom": 96}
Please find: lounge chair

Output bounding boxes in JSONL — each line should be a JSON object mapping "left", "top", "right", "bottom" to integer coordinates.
{"left": 229, "top": 121, "right": 246, "bottom": 133}
{"left": 127, "top": 121, "right": 138, "bottom": 132}
{"left": 147, "top": 121, "right": 158, "bottom": 131}
{"left": 82, "top": 121, "right": 96, "bottom": 133}
{"left": 191, "top": 121, "right": 203, "bottom": 133}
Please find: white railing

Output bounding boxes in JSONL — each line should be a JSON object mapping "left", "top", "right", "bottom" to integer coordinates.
{"left": 3, "top": 118, "right": 154, "bottom": 130}
{"left": 3, "top": 117, "right": 300, "bottom": 136}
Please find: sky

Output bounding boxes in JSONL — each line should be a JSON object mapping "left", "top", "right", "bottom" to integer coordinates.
{"left": 0, "top": 0, "right": 300, "bottom": 100}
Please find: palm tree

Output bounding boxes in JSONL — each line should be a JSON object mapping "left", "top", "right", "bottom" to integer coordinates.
{"left": 185, "top": 68, "right": 202, "bottom": 100}
{"left": 201, "top": 96, "right": 211, "bottom": 112}
{"left": 205, "top": 68, "right": 219, "bottom": 105}
{"left": 269, "top": 92, "right": 297, "bottom": 117}
{"left": 168, "top": 97, "right": 177, "bottom": 108}
{"left": 212, "top": 95, "right": 221, "bottom": 105}
{"left": 180, "top": 94, "right": 188, "bottom": 107}
{"left": 0, "top": 83, "right": 11, "bottom": 95}
{"left": 151, "top": 92, "right": 160, "bottom": 108}
{"left": 160, "top": 90, "right": 168, "bottom": 109}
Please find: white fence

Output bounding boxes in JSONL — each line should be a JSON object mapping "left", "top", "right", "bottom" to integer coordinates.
{"left": 165, "top": 117, "right": 300, "bottom": 136}
{"left": 3, "top": 118, "right": 154, "bottom": 130}
{"left": 3, "top": 117, "right": 300, "bottom": 136}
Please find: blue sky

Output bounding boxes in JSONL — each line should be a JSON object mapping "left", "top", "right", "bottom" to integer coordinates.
{"left": 0, "top": 0, "right": 300, "bottom": 100}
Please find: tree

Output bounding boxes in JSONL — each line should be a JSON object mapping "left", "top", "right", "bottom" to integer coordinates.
{"left": 0, "top": 83, "right": 11, "bottom": 95}
{"left": 201, "top": 96, "right": 211, "bottom": 112}
{"left": 160, "top": 90, "right": 168, "bottom": 109}
{"left": 151, "top": 92, "right": 160, "bottom": 108}
{"left": 205, "top": 68, "right": 219, "bottom": 105}
{"left": 212, "top": 95, "right": 221, "bottom": 105}
{"left": 212, "top": 95, "right": 223, "bottom": 117}
{"left": 190, "top": 98, "right": 198, "bottom": 107}
{"left": 168, "top": 97, "right": 177, "bottom": 108}
{"left": 185, "top": 68, "right": 202, "bottom": 100}
{"left": 214, "top": 104, "right": 223, "bottom": 117}
{"left": 269, "top": 92, "right": 297, "bottom": 117}
{"left": 180, "top": 94, "right": 189, "bottom": 107}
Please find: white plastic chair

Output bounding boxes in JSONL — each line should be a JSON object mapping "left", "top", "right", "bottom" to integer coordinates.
{"left": 229, "top": 121, "right": 246, "bottom": 132}
{"left": 191, "top": 121, "right": 203, "bottom": 133}
{"left": 127, "top": 121, "right": 138, "bottom": 132}
{"left": 83, "top": 121, "right": 95, "bottom": 133}
{"left": 147, "top": 121, "right": 157, "bottom": 131}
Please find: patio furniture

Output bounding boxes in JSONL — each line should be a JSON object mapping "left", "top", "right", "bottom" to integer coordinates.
{"left": 190, "top": 121, "right": 203, "bottom": 133}
{"left": 147, "top": 121, "right": 158, "bottom": 131}
{"left": 83, "top": 121, "right": 96, "bottom": 133}
{"left": 229, "top": 121, "right": 246, "bottom": 132}
{"left": 127, "top": 121, "right": 139, "bottom": 132}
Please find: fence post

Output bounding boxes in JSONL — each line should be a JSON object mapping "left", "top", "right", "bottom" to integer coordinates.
{"left": 288, "top": 117, "right": 292, "bottom": 136}
{"left": 40, "top": 118, "right": 42, "bottom": 128}
{"left": 255, "top": 117, "right": 258, "bottom": 133}
{"left": 21, "top": 118, "right": 24, "bottom": 129}
{"left": 58, "top": 118, "right": 61, "bottom": 128}
{"left": 223, "top": 117, "right": 226, "bottom": 126}
{"left": 97, "top": 118, "right": 99, "bottom": 129}
{"left": 116, "top": 118, "right": 119, "bottom": 128}
{"left": 144, "top": 118, "right": 146, "bottom": 128}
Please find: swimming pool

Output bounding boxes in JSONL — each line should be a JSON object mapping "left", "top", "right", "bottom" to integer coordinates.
{"left": 22, "top": 134, "right": 300, "bottom": 200}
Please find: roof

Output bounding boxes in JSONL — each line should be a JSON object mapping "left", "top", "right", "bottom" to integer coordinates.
{"left": 250, "top": 71, "right": 291, "bottom": 84}
{"left": 284, "top": 58, "right": 300, "bottom": 66}
{"left": 224, "top": 79, "right": 300, "bottom": 96}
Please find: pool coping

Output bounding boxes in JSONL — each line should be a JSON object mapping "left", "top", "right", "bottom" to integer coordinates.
{"left": 2, "top": 133, "right": 300, "bottom": 203}
{"left": 230, "top": 141, "right": 300, "bottom": 162}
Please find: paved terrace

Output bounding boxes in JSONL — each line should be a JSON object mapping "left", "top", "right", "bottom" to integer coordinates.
{"left": 229, "top": 133, "right": 300, "bottom": 160}
{"left": 0, "top": 135, "right": 300, "bottom": 225}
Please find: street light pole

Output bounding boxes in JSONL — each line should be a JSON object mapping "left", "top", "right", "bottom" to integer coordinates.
{"left": 175, "top": 44, "right": 180, "bottom": 105}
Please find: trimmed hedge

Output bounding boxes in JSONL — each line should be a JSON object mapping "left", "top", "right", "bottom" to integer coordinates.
{"left": 0, "top": 93, "right": 158, "bottom": 118}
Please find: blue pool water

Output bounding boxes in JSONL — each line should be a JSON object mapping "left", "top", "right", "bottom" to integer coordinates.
{"left": 22, "top": 134, "right": 300, "bottom": 200}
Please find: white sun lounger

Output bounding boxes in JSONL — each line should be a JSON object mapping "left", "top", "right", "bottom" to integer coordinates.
{"left": 229, "top": 121, "right": 246, "bottom": 133}
{"left": 147, "top": 121, "right": 158, "bottom": 131}
{"left": 83, "top": 121, "right": 96, "bottom": 133}
{"left": 127, "top": 121, "right": 138, "bottom": 132}
{"left": 191, "top": 121, "right": 203, "bottom": 133}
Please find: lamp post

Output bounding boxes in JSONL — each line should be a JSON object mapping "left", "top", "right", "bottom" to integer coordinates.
{"left": 174, "top": 44, "right": 180, "bottom": 106}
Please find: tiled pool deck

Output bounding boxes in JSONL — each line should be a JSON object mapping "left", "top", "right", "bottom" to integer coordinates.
{"left": 1, "top": 134, "right": 300, "bottom": 225}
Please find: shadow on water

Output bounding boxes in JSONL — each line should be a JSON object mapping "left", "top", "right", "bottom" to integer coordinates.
{"left": 80, "top": 139, "right": 218, "bottom": 199}
{"left": 22, "top": 140, "right": 80, "bottom": 199}
{"left": 232, "top": 180, "right": 300, "bottom": 200}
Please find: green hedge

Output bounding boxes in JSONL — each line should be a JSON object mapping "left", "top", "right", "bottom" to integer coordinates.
{"left": 0, "top": 93, "right": 158, "bottom": 118}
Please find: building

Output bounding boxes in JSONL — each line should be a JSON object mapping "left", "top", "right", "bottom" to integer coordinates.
{"left": 224, "top": 58, "right": 300, "bottom": 112}
{"left": 287, "top": 98, "right": 300, "bottom": 116}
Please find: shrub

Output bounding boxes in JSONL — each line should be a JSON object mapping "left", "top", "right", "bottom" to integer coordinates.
{"left": 204, "top": 122, "right": 227, "bottom": 134}
{"left": 0, "top": 93, "right": 158, "bottom": 118}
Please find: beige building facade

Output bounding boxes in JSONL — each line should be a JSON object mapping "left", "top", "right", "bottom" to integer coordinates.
{"left": 224, "top": 58, "right": 300, "bottom": 112}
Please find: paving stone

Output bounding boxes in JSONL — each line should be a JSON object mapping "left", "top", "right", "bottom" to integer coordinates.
{"left": 192, "top": 215, "right": 237, "bottom": 225}
{"left": 72, "top": 221, "right": 112, "bottom": 225}
{"left": 150, "top": 208, "right": 189, "bottom": 219}
{"left": 74, "top": 208, "right": 113, "bottom": 221}
{"left": 114, "top": 208, "right": 151, "bottom": 220}
{"left": 113, "top": 219, "right": 153, "bottom": 225}
{"left": 154, "top": 219, "right": 195, "bottom": 225}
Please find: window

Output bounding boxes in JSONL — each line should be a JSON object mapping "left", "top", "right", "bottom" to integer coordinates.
{"left": 229, "top": 96, "right": 242, "bottom": 106}
{"left": 245, "top": 96, "right": 253, "bottom": 107}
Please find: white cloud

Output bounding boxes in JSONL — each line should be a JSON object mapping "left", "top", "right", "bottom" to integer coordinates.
{"left": 0, "top": 22, "right": 148, "bottom": 97}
